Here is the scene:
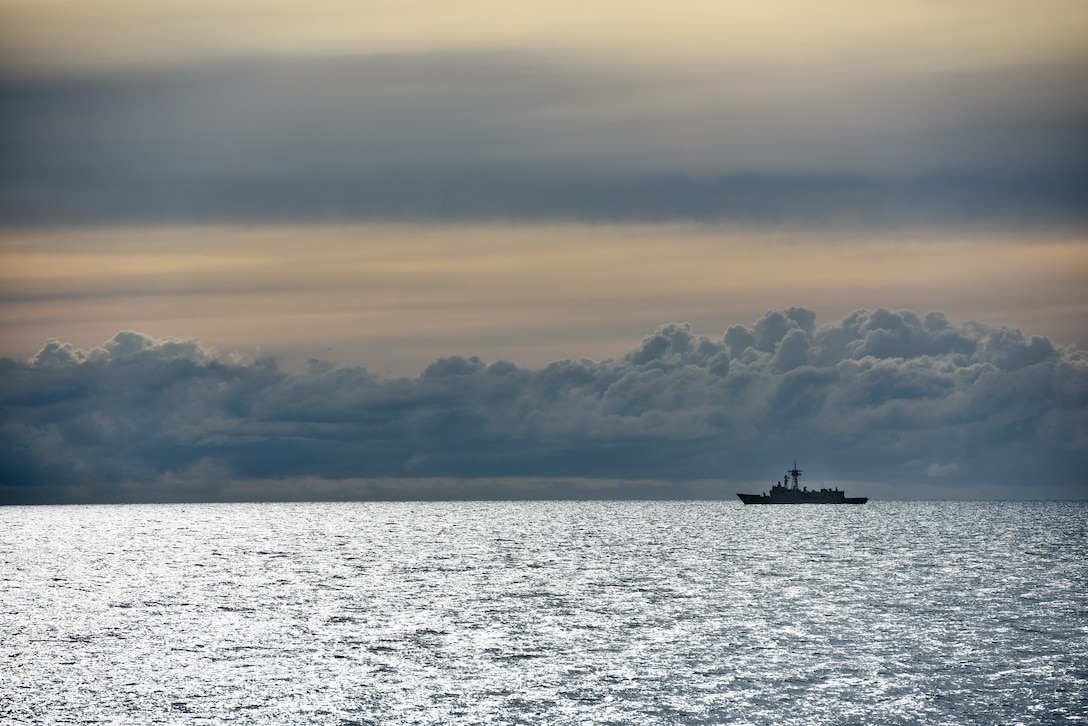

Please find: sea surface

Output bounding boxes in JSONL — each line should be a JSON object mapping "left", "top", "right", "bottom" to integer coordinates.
{"left": 1, "top": 501, "right": 1085, "bottom": 725}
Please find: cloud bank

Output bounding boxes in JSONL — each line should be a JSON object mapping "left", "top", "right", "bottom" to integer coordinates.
{"left": 2, "top": 53, "right": 1086, "bottom": 225}
{"left": 2, "top": 309, "right": 1085, "bottom": 503}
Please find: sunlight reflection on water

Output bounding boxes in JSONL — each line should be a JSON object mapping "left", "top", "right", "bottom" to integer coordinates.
{"left": 2, "top": 500, "right": 1085, "bottom": 724}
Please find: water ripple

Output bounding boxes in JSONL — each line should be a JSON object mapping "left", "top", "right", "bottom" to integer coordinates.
{"left": 1, "top": 500, "right": 1085, "bottom": 724}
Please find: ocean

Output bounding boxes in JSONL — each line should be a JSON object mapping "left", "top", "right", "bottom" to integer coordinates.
{"left": 2, "top": 501, "right": 1085, "bottom": 724}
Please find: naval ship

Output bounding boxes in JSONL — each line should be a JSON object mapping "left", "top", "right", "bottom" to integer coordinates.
{"left": 736, "top": 464, "right": 867, "bottom": 505}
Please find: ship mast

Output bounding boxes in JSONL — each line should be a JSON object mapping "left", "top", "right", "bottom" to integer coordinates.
{"left": 789, "top": 461, "right": 802, "bottom": 489}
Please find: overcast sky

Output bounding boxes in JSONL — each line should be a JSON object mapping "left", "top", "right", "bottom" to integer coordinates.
{"left": 1, "top": 1, "right": 1086, "bottom": 502}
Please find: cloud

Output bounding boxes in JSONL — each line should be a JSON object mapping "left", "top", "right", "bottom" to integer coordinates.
{"left": 2, "top": 309, "right": 1085, "bottom": 503}
{"left": 29, "top": 330, "right": 216, "bottom": 367}
{"left": 2, "top": 52, "right": 1086, "bottom": 225}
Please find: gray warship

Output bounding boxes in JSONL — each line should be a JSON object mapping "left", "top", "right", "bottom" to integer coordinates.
{"left": 737, "top": 464, "right": 867, "bottom": 505}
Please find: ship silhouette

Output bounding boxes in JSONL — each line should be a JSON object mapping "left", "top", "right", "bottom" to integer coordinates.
{"left": 737, "top": 463, "right": 867, "bottom": 504}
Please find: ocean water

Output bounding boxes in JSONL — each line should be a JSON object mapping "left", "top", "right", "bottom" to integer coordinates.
{"left": 1, "top": 501, "right": 1085, "bottom": 725}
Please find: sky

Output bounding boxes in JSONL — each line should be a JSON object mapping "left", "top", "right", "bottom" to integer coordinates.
{"left": 1, "top": 1, "right": 1087, "bottom": 503}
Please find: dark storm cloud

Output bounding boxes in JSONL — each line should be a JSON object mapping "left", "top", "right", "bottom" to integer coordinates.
{"left": 2, "top": 309, "right": 1085, "bottom": 504}
{"left": 1, "top": 52, "right": 1086, "bottom": 225}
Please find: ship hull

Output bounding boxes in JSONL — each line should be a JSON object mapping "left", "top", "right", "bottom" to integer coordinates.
{"left": 736, "top": 493, "right": 868, "bottom": 505}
